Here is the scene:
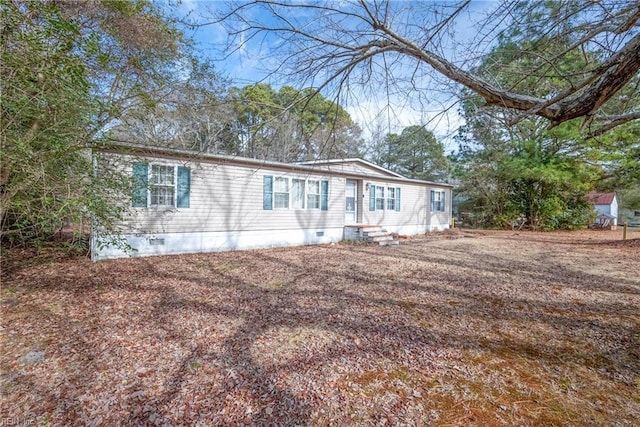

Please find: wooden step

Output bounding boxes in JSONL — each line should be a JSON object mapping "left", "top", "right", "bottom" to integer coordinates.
{"left": 343, "top": 225, "right": 400, "bottom": 246}
{"left": 360, "top": 227, "right": 384, "bottom": 234}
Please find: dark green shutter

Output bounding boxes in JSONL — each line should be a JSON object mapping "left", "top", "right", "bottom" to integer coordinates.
{"left": 442, "top": 191, "right": 446, "bottom": 212}
{"left": 132, "top": 162, "right": 148, "bottom": 207}
{"left": 430, "top": 189, "right": 435, "bottom": 212}
{"left": 395, "top": 187, "right": 401, "bottom": 211}
{"left": 321, "top": 180, "right": 329, "bottom": 211}
{"left": 369, "top": 185, "right": 376, "bottom": 211}
{"left": 177, "top": 166, "right": 190, "bottom": 208}
{"left": 263, "top": 175, "right": 273, "bottom": 210}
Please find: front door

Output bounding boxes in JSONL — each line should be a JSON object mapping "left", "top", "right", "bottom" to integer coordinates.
{"left": 345, "top": 180, "right": 357, "bottom": 224}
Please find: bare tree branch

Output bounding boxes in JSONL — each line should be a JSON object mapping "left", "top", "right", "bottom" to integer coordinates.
{"left": 586, "top": 111, "right": 640, "bottom": 138}
{"left": 209, "top": 1, "right": 640, "bottom": 135}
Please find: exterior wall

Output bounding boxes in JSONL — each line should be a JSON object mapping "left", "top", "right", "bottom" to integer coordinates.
{"left": 594, "top": 204, "right": 611, "bottom": 217}
{"left": 594, "top": 198, "right": 618, "bottom": 225}
{"left": 93, "top": 153, "right": 345, "bottom": 260}
{"left": 94, "top": 228, "right": 345, "bottom": 260}
{"left": 92, "top": 151, "right": 453, "bottom": 260}
{"left": 360, "top": 179, "right": 451, "bottom": 235}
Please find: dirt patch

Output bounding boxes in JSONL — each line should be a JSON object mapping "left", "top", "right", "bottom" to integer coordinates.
{"left": 1, "top": 230, "right": 639, "bottom": 425}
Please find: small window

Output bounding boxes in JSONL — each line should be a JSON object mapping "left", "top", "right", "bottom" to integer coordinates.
{"left": 133, "top": 162, "right": 190, "bottom": 208}
{"left": 634, "top": 210, "right": 640, "bottom": 217}
{"left": 375, "top": 186, "right": 385, "bottom": 210}
{"left": 431, "top": 190, "right": 446, "bottom": 212}
{"left": 387, "top": 187, "right": 396, "bottom": 210}
{"left": 150, "top": 165, "right": 175, "bottom": 207}
{"left": 307, "top": 180, "right": 320, "bottom": 209}
{"left": 274, "top": 177, "right": 289, "bottom": 209}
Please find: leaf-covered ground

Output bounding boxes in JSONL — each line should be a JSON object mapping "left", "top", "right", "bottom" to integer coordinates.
{"left": 2, "top": 230, "right": 639, "bottom": 426}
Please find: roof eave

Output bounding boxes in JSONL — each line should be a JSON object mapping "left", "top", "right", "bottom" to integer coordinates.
{"left": 95, "top": 142, "right": 454, "bottom": 187}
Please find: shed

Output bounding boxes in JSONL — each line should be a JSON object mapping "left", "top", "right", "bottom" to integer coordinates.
{"left": 586, "top": 192, "right": 618, "bottom": 227}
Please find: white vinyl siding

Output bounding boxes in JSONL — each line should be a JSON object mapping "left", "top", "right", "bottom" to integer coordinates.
{"left": 107, "top": 153, "right": 450, "bottom": 240}
{"left": 111, "top": 157, "right": 344, "bottom": 234}
{"left": 364, "top": 181, "right": 425, "bottom": 228}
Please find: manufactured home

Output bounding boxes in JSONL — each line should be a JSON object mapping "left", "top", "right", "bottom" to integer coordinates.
{"left": 92, "top": 144, "right": 452, "bottom": 260}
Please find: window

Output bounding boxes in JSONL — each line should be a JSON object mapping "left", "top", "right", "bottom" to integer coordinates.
{"left": 292, "top": 179, "right": 306, "bottom": 209}
{"left": 150, "top": 165, "right": 175, "bottom": 206}
{"left": 369, "top": 184, "right": 400, "bottom": 211}
{"left": 307, "top": 180, "right": 320, "bottom": 209}
{"left": 388, "top": 187, "right": 401, "bottom": 211}
{"left": 263, "top": 175, "right": 328, "bottom": 211}
{"left": 431, "top": 189, "right": 446, "bottom": 212}
{"left": 274, "top": 177, "right": 290, "bottom": 209}
{"left": 132, "top": 162, "right": 190, "bottom": 208}
{"left": 375, "top": 186, "right": 385, "bottom": 210}
{"left": 387, "top": 187, "right": 396, "bottom": 210}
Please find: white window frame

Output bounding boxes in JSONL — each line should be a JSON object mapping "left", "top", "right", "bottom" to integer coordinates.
{"left": 149, "top": 164, "right": 177, "bottom": 207}
{"left": 433, "top": 190, "right": 446, "bottom": 212}
{"left": 375, "top": 185, "right": 385, "bottom": 210}
{"left": 306, "top": 179, "right": 321, "bottom": 210}
{"left": 291, "top": 178, "right": 306, "bottom": 210}
{"left": 273, "top": 177, "right": 323, "bottom": 210}
{"left": 274, "top": 177, "right": 290, "bottom": 209}
{"left": 387, "top": 187, "right": 396, "bottom": 211}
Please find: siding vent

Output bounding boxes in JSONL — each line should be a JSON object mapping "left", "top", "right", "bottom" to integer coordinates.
{"left": 316, "top": 231, "right": 324, "bottom": 237}
{"left": 149, "top": 238, "right": 165, "bottom": 246}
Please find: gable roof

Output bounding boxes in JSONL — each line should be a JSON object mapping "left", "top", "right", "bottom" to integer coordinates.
{"left": 586, "top": 192, "right": 616, "bottom": 205}
{"left": 297, "top": 159, "right": 406, "bottom": 178}
{"left": 98, "top": 142, "right": 454, "bottom": 188}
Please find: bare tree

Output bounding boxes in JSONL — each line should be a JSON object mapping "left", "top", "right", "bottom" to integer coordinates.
{"left": 211, "top": 0, "right": 640, "bottom": 136}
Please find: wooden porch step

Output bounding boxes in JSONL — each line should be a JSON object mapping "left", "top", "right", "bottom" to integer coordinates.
{"left": 344, "top": 225, "right": 400, "bottom": 246}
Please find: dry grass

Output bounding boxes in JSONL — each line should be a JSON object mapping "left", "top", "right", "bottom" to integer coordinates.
{"left": 1, "top": 229, "right": 639, "bottom": 426}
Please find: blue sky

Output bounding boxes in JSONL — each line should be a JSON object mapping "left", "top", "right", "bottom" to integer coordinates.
{"left": 171, "top": 0, "right": 502, "bottom": 148}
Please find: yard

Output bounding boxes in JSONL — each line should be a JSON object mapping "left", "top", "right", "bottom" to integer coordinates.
{"left": 1, "top": 229, "right": 639, "bottom": 426}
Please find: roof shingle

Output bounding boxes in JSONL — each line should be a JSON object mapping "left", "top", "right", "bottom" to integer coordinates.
{"left": 586, "top": 192, "right": 616, "bottom": 205}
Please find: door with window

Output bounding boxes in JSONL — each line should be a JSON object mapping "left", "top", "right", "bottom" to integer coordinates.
{"left": 345, "top": 180, "right": 357, "bottom": 224}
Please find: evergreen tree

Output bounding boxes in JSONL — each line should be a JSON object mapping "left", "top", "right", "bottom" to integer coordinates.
{"left": 380, "top": 126, "right": 449, "bottom": 181}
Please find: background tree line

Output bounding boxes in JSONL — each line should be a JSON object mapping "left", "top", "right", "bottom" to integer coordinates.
{"left": 450, "top": 2, "right": 640, "bottom": 230}
{"left": 113, "top": 82, "right": 365, "bottom": 163}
